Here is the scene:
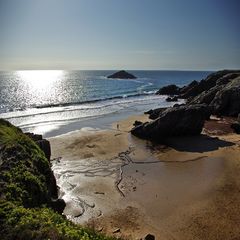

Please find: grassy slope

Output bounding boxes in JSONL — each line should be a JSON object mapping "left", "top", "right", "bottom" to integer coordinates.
{"left": 0, "top": 119, "right": 116, "bottom": 240}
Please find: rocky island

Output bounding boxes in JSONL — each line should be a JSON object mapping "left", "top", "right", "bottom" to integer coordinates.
{"left": 107, "top": 70, "right": 137, "bottom": 79}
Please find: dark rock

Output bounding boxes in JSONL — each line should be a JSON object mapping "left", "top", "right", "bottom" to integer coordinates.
{"left": 144, "top": 234, "right": 155, "bottom": 240}
{"left": 145, "top": 107, "right": 168, "bottom": 120}
{"left": 50, "top": 198, "right": 66, "bottom": 214}
{"left": 179, "top": 80, "right": 199, "bottom": 95}
{"left": 216, "top": 72, "right": 240, "bottom": 86}
{"left": 166, "top": 96, "right": 178, "bottom": 102}
{"left": 107, "top": 70, "right": 136, "bottom": 79}
{"left": 180, "top": 70, "right": 240, "bottom": 99}
{"left": 189, "top": 85, "right": 223, "bottom": 105}
{"left": 156, "top": 84, "right": 180, "bottom": 95}
{"left": 36, "top": 139, "right": 51, "bottom": 161}
{"left": 49, "top": 171, "right": 58, "bottom": 199}
{"left": 231, "top": 123, "right": 240, "bottom": 134}
{"left": 210, "top": 77, "right": 240, "bottom": 117}
{"left": 25, "top": 132, "right": 51, "bottom": 161}
{"left": 131, "top": 104, "right": 211, "bottom": 141}
{"left": 133, "top": 120, "right": 143, "bottom": 127}
{"left": 179, "top": 78, "right": 214, "bottom": 99}
{"left": 25, "top": 132, "right": 43, "bottom": 141}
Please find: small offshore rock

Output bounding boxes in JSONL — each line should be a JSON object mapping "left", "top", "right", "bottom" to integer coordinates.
{"left": 107, "top": 70, "right": 137, "bottom": 79}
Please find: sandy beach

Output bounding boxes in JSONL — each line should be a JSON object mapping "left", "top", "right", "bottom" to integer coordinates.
{"left": 49, "top": 114, "right": 240, "bottom": 239}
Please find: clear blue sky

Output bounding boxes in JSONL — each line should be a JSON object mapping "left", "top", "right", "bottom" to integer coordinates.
{"left": 0, "top": 0, "right": 239, "bottom": 70}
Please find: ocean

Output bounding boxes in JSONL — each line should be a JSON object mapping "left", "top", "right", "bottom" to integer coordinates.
{"left": 0, "top": 70, "right": 211, "bottom": 137}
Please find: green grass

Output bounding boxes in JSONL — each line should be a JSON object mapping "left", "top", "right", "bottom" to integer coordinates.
{"left": 0, "top": 201, "right": 115, "bottom": 240}
{"left": 0, "top": 119, "right": 117, "bottom": 240}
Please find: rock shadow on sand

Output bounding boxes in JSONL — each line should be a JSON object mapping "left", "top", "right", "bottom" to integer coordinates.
{"left": 164, "top": 134, "right": 234, "bottom": 153}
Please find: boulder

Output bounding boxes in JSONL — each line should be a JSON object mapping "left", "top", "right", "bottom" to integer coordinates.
{"left": 131, "top": 104, "right": 211, "bottom": 141}
{"left": 107, "top": 70, "right": 137, "bottom": 79}
{"left": 144, "top": 107, "right": 168, "bottom": 120}
{"left": 210, "top": 77, "right": 240, "bottom": 117}
{"left": 156, "top": 84, "right": 180, "bottom": 95}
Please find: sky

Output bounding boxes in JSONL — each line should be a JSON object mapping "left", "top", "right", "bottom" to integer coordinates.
{"left": 0, "top": 0, "right": 239, "bottom": 70}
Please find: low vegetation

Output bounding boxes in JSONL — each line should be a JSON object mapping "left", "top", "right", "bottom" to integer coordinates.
{"left": 0, "top": 119, "right": 115, "bottom": 240}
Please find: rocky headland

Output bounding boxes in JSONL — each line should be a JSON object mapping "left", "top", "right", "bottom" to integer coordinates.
{"left": 132, "top": 70, "right": 240, "bottom": 140}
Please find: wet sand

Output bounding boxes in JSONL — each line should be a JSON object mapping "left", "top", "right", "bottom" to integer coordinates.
{"left": 49, "top": 115, "right": 240, "bottom": 239}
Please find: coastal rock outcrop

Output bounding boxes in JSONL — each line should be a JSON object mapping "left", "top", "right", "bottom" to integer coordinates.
{"left": 133, "top": 70, "right": 240, "bottom": 141}
{"left": 156, "top": 84, "right": 180, "bottom": 95}
{"left": 179, "top": 70, "right": 239, "bottom": 99}
{"left": 210, "top": 77, "right": 240, "bottom": 117}
{"left": 156, "top": 70, "right": 240, "bottom": 117}
{"left": 107, "top": 70, "right": 137, "bottom": 79}
{"left": 179, "top": 80, "right": 199, "bottom": 96}
{"left": 144, "top": 107, "right": 168, "bottom": 120}
{"left": 131, "top": 104, "right": 211, "bottom": 141}
{"left": 189, "top": 85, "right": 223, "bottom": 105}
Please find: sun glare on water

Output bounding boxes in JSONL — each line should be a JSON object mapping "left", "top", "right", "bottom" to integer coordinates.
{"left": 16, "top": 70, "right": 64, "bottom": 89}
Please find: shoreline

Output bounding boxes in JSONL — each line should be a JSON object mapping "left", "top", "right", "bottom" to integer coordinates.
{"left": 49, "top": 114, "right": 240, "bottom": 239}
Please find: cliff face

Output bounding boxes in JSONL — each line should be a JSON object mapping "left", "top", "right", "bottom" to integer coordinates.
{"left": 0, "top": 119, "right": 58, "bottom": 208}
{"left": 0, "top": 119, "right": 115, "bottom": 240}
